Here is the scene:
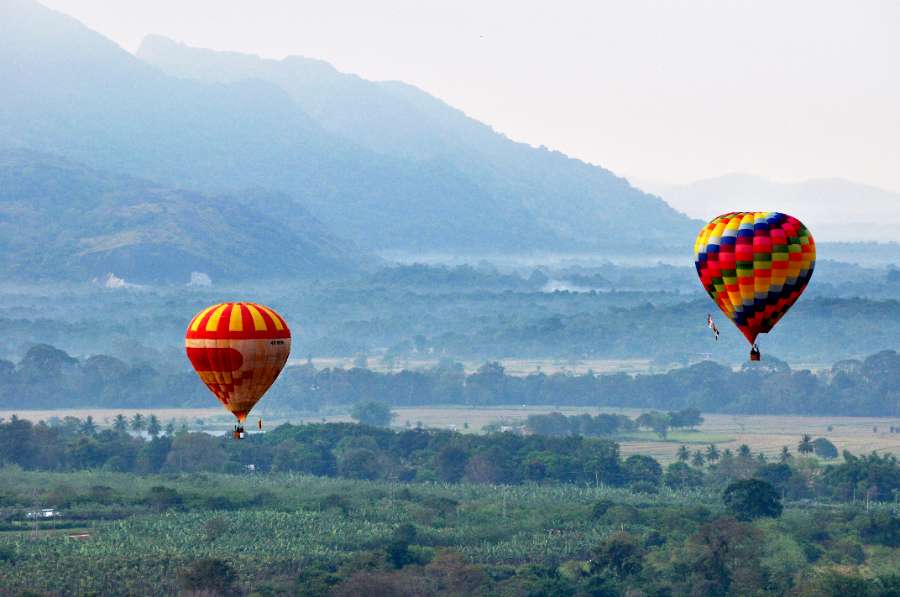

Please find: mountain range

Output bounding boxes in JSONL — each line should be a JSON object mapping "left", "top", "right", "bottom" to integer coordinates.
{"left": 0, "top": 0, "right": 700, "bottom": 282}
{"left": 638, "top": 174, "right": 900, "bottom": 244}
{"left": 0, "top": 148, "right": 365, "bottom": 282}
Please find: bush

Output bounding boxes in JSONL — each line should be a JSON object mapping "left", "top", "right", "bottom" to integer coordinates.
{"left": 145, "top": 486, "right": 182, "bottom": 511}
{"left": 177, "top": 558, "right": 239, "bottom": 596}
{"left": 630, "top": 481, "right": 659, "bottom": 495}
{"left": 350, "top": 401, "right": 395, "bottom": 427}
{"left": 813, "top": 437, "right": 839, "bottom": 459}
{"left": 723, "top": 479, "right": 783, "bottom": 521}
{"left": 591, "top": 499, "right": 615, "bottom": 520}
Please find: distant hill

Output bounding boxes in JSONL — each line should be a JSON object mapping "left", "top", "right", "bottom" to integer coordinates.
{"left": 0, "top": 0, "right": 699, "bottom": 258}
{"left": 637, "top": 173, "right": 900, "bottom": 243}
{"left": 0, "top": 149, "right": 366, "bottom": 283}
{"left": 136, "top": 35, "right": 700, "bottom": 251}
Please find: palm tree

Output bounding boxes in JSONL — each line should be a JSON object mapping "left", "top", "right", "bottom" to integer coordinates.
{"left": 779, "top": 446, "right": 792, "bottom": 463}
{"left": 738, "top": 444, "right": 752, "bottom": 459}
{"left": 147, "top": 415, "right": 161, "bottom": 438}
{"left": 113, "top": 414, "right": 128, "bottom": 432}
{"left": 705, "top": 444, "right": 720, "bottom": 463}
{"left": 164, "top": 420, "right": 176, "bottom": 436}
{"left": 691, "top": 450, "right": 706, "bottom": 467}
{"left": 130, "top": 413, "right": 145, "bottom": 433}
{"left": 798, "top": 434, "right": 814, "bottom": 455}
{"left": 677, "top": 445, "right": 690, "bottom": 462}
{"left": 756, "top": 452, "right": 768, "bottom": 464}
{"left": 80, "top": 416, "right": 97, "bottom": 435}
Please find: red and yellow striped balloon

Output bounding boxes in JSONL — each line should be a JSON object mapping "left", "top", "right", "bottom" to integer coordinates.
{"left": 185, "top": 302, "right": 291, "bottom": 423}
{"left": 694, "top": 212, "right": 815, "bottom": 348}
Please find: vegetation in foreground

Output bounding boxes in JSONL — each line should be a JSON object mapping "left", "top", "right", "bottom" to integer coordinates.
{"left": 2, "top": 416, "right": 899, "bottom": 503}
{"left": 0, "top": 417, "right": 898, "bottom": 595}
{"left": 0, "top": 467, "right": 898, "bottom": 596}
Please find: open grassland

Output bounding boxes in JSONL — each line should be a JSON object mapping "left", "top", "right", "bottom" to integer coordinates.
{"left": 379, "top": 407, "right": 900, "bottom": 464}
{"left": 299, "top": 357, "right": 658, "bottom": 376}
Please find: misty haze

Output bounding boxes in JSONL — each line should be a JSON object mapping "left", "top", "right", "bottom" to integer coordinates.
{"left": 0, "top": 1, "right": 898, "bottom": 595}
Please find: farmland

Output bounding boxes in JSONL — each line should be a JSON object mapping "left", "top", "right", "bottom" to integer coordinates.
{"left": 1, "top": 468, "right": 899, "bottom": 596}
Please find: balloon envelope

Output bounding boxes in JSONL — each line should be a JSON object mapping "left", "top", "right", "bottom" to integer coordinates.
{"left": 694, "top": 212, "right": 815, "bottom": 345}
{"left": 185, "top": 302, "right": 291, "bottom": 422}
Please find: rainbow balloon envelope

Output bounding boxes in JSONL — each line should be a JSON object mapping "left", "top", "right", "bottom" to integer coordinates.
{"left": 694, "top": 212, "right": 815, "bottom": 358}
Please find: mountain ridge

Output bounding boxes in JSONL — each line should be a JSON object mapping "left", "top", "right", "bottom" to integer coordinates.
{"left": 637, "top": 173, "right": 900, "bottom": 243}
{"left": 0, "top": 148, "right": 367, "bottom": 283}
{"left": 137, "top": 34, "right": 700, "bottom": 249}
{"left": 1, "top": 0, "right": 703, "bottom": 279}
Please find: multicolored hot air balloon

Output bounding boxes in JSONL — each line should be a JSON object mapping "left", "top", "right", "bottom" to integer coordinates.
{"left": 694, "top": 212, "right": 815, "bottom": 361}
{"left": 185, "top": 302, "right": 291, "bottom": 438}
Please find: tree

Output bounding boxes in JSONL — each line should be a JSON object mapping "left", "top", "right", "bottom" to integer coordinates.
{"left": 146, "top": 415, "right": 161, "bottom": 438}
{"left": 623, "top": 454, "right": 662, "bottom": 487}
{"left": 80, "top": 416, "right": 97, "bottom": 435}
{"left": 636, "top": 411, "right": 670, "bottom": 438}
{"left": 705, "top": 444, "right": 720, "bottom": 463}
{"left": 146, "top": 486, "right": 183, "bottom": 511}
{"left": 670, "top": 407, "right": 704, "bottom": 430}
{"left": 338, "top": 448, "right": 381, "bottom": 480}
{"left": 113, "top": 414, "right": 128, "bottom": 433}
{"left": 164, "top": 420, "right": 176, "bottom": 436}
{"left": 813, "top": 437, "right": 838, "bottom": 459}
{"left": 754, "top": 463, "right": 792, "bottom": 494}
{"left": 590, "top": 531, "right": 645, "bottom": 579}
{"left": 677, "top": 445, "right": 690, "bottom": 462}
{"left": 665, "top": 462, "right": 704, "bottom": 489}
{"left": 385, "top": 523, "right": 418, "bottom": 569}
{"left": 177, "top": 558, "right": 239, "bottom": 596}
{"left": 723, "top": 479, "right": 783, "bottom": 521}
{"left": 164, "top": 432, "right": 226, "bottom": 473}
{"left": 434, "top": 444, "right": 469, "bottom": 482}
{"left": 350, "top": 401, "right": 395, "bottom": 427}
{"left": 682, "top": 518, "right": 765, "bottom": 597}
{"left": 691, "top": 450, "right": 706, "bottom": 467}
{"left": 738, "top": 444, "right": 752, "bottom": 459}
{"left": 798, "top": 434, "right": 814, "bottom": 455}
{"left": 779, "top": 446, "right": 792, "bottom": 463}
{"left": 130, "top": 413, "right": 145, "bottom": 433}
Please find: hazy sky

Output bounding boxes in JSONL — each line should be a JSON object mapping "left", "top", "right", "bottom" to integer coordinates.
{"left": 41, "top": 0, "right": 900, "bottom": 193}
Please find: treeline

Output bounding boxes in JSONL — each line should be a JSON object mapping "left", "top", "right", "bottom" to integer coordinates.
{"left": 3, "top": 344, "right": 899, "bottom": 416}
{"left": 1, "top": 416, "right": 898, "bottom": 503}
{"left": 524, "top": 408, "right": 703, "bottom": 438}
{"left": 4, "top": 284, "right": 900, "bottom": 367}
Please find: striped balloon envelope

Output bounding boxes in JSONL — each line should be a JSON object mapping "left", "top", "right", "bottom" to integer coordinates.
{"left": 694, "top": 212, "right": 815, "bottom": 358}
{"left": 185, "top": 303, "right": 291, "bottom": 427}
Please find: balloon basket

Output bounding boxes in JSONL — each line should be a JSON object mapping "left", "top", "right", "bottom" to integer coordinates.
{"left": 233, "top": 427, "right": 246, "bottom": 440}
{"left": 750, "top": 350, "right": 761, "bottom": 362}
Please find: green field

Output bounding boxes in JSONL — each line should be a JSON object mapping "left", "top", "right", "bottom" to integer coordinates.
{"left": 2, "top": 467, "right": 899, "bottom": 596}
{"left": 0, "top": 468, "right": 707, "bottom": 595}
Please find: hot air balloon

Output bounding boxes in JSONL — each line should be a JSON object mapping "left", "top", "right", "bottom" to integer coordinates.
{"left": 694, "top": 212, "right": 815, "bottom": 361}
{"left": 185, "top": 302, "right": 291, "bottom": 438}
